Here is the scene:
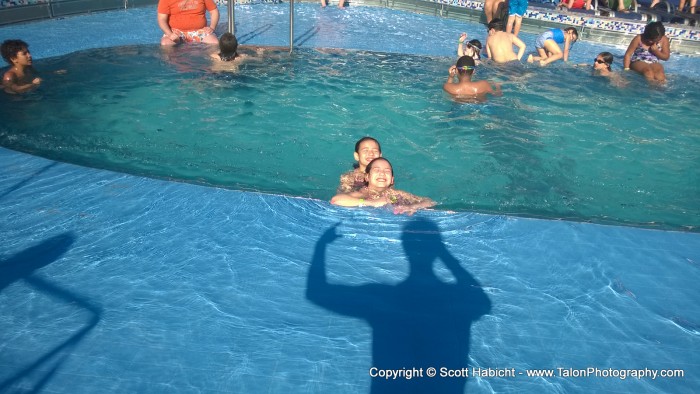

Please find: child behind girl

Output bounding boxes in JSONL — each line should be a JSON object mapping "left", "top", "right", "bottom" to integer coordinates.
{"left": 336, "top": 136, "right": 382, "bottom": 194}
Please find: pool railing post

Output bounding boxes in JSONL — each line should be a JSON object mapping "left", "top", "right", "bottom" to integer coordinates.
{"left": 227, "top": 0, "right": 235, "bottom": 34}
{"left": 290, "top": 0, "right": 294, "bottom": 53}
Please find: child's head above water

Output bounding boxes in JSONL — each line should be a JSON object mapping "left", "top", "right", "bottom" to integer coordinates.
{"left": 353, "top": 136, "right": 382, "bottom": 170}
{"left": 455, "top": 55, "right": 476, "bottom": 76}
{"left": 641, "top": 21, "right": 665, "bottom": 43}
{"left": 594, "top": 52, "right": 614, "bottom": 71}
{"left": 1, "top": 39, "right": 29, "bottom": 65}
{"left": 218, "top": 33, "right": 239, "bottom": 60}
{"left": 466, "top": 39, "right": 482, "bottom": 59}
{"left": 487, "top": 19, "right": 503, "bottom": 32}
{"left": 364, "top": 157, "right": 394, "bottom": 189}
{"left": 564, "top": 27, "right": 579, "bottom": 42}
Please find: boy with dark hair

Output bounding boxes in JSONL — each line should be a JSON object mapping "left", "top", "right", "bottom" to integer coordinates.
{"left": 2, "top": 39, "right": 41, "bottom": 94}
{"left": 485, "top": 19, "right": 527, "bottom": 63}
{"left": 443, "top": 56, "right": 501, "bottom": 100}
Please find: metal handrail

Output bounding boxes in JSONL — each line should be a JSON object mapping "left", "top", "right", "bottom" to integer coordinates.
{"left": 227, "top": 0, "right": 234, "bottom": 34}
{"left": 290, "top": 0, "right": 294, "bottom": 53}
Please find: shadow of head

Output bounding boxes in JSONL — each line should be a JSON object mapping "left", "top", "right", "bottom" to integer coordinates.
{"left": 401, "top": 217, "right": 444, "bottom": 266}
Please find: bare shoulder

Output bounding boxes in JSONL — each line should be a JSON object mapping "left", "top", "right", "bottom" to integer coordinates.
{"left": 3, "top": 69, "right": 17, "bottom": 82}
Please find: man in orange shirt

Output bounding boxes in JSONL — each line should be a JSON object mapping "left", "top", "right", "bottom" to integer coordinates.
{"left": 157, "top": 0, "right": 220, "bottom": 45}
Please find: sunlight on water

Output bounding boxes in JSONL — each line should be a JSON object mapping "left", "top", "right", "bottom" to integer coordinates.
{"left": 0, "top": 43, "right": 698, "bottom": 231}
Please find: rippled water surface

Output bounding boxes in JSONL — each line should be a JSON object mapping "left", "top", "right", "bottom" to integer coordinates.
{"left": 0, "top": 5, "right": 698, "bottom": 231}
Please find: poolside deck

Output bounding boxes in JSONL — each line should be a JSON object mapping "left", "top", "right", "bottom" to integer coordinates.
{"left": 1, "top": 0, "right": 700, "bottom": 53}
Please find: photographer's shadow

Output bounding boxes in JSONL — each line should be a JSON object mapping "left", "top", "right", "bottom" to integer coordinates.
{"left": 307, "top": 217, "right": 492, "bottom": 393}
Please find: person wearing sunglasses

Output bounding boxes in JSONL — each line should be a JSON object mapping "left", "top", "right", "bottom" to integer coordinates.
{"left": 527, "top": 27, "right": 579, "bottom": 66}
{"left": 593, "top": 52, "right": 614, "bottom": 74}
{"left": 458, "top": 33, "right": 483, "bottom": 66}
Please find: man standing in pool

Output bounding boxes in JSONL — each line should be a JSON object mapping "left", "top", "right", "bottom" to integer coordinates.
{"left": 337, "top": 137, "right": 382, "bottom": 194}
{"left": 443, "top": 56, "right": 501, "bottom": 100}
{"left": 157, "top": 0, "right": 219, "bottom": 45}
{"left": 1, "top": 39, "right": 41, "bottom": 94}
{"left": 485, "top": 19, "right": 527, "bottom": 64}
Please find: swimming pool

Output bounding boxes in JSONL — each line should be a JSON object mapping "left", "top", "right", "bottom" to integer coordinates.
{"left": 1, "top": 4, "right": 699, "bottom": 393}
{"left": 2, "top": 5, "right": 699, "bottom": 231}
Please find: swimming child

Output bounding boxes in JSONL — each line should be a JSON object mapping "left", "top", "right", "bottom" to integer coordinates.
{"left": 1, "top": 39, "right": 41, "bottom": 94}
{"left": 527, "top": 27, "right": 578, "bottom": 66}
{"left": 485, "top": 19, "right": 527, "bottom": 63}
{"left": 457, "top": 33, "right": 483, "bottom": 65}
{"left": 331, "top": 157, "right": 436, "bottom": 216}
{"left": 593, "top": 52, "right": 614, "bottom": 76}
{"left": 443, "top": 55, "right": 502, "bottom": 100}
{"left": 336, "top": 136, "right": 382, "bottom": 194}
{"left": 623, "top": 21, "right": 670, "bottom": 83}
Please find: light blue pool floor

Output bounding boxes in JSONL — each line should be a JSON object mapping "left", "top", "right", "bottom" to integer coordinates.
{"left": 1, "top": 5, "right": 699, "bottom": 393}
{"left": 2, "top": 149, "right": 699, "bottom": 393}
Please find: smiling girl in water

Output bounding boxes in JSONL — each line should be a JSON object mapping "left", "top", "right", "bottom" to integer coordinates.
{"left": 331, "top": 158, "right": 436, "bottom": 215}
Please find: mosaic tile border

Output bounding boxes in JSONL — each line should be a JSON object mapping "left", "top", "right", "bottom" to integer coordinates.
{"left": 434, "top": 0, "right": 699, "bottom": 41}
{"left": 0, "top": 0, "right": 277, "bottom": 8}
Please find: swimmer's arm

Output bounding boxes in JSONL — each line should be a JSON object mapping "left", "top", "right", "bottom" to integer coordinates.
{"left": 393, "top": 197, "right": 436, "bottom": 216}
{"left": 207, "top": 7, "right": 219, "bottom": 33}
{"left": 651, "top": 36, "right": 671, "bottom": 61}
{"left": 330, "top": 192, "right": 387, "bottom": 207}
{"left": 563, "top": 38, "right": 572, "bottom": 62}
{"left": 512, "top": 36, "right": 526, "bottom": 61}
{"left": 623, "top": 35, "right": 639, "bottom": 69}
{"left": 158, "top": 13, "right": 179, "bottom": 42}
{"left": 457, "top": 33, "right": 467, "bottom": 57}
{"left": 2, "top": 72, "right": 41, "bottom": 94}
{"left": 485, "top": 39, "right": 493, "bottom": 60}
{"left": 443, "top": 66, "right": 458, "bottom": 93}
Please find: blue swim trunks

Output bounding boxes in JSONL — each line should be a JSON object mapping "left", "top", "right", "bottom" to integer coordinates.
{"left": 509, "top": 0, "right": 528, "bottom": 16}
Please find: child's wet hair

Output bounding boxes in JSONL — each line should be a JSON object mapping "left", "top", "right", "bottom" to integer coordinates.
{"left": 642, "top": 21, "right": 665, "bottom": 41}
{"left": 487, "top": 19, "right": 503, "bottom": 31}
{"left": 365, "top": 157, "right": 393, "bottom": 175}
{"left": 354, "top": 136, "right": 382, "bottom": 153}
{"left": 219, "top": 33, "right": 239, "bottom": 58}
{"left": 456, "top": 55, "right": 476, "bottom": 75}
{"left": 1, "top": 39, "right": 29, "bottom": 64}
{"left": 467, "top": 39, "right": 482, "bottom": 58}
{"left": 564, "top": 27, "right": 579, "bottom": 40}
{"left": 599, "top": 51, "right": 614, "bottom": 70}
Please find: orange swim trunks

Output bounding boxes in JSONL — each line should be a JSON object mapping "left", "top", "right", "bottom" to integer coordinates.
{"left": 169, "top": 28, "right": 212, "bottom": 43}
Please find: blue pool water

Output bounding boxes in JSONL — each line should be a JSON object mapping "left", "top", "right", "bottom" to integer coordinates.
{"left": 1, "top": 5, "right": 699, "bottom": 231}
{"left": 1, "top": 4, "right": 699, "bottom": 393}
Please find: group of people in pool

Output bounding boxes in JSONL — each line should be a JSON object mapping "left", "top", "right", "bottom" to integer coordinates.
{"left": 330, "top": 137, "right": 437, "bottom": 215}
{"left": 2, "top": 6, "right": 671, "bottom": 95}
{"left": 442, "top": 20, "right": 671, "bottom": 99}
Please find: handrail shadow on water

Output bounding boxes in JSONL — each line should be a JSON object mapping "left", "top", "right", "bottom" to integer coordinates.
{"left": 307, "top": 217, "right": 492, "bottom": 393}
{"left": 0, "top": 233, "right": 102, "bottom": 393}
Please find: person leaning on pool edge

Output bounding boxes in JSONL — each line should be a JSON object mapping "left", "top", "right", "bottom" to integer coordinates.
{"left": 331, "top": 157, "right": 436, "bottom": 216}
